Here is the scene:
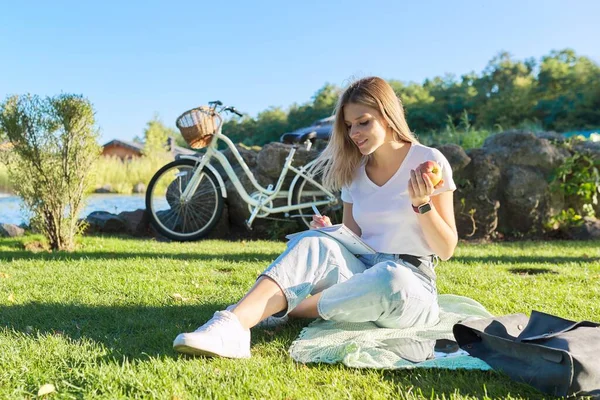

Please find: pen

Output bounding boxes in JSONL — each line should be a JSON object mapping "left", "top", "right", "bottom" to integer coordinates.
{"left": 311, "top": 204, "right": 322, "bottom": 217}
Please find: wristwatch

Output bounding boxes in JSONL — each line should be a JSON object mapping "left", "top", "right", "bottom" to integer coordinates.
{"left": 412, "top": 201, "right": 432, "bottom": 214}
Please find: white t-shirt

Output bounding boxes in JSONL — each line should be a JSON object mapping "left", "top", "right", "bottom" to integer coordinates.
{"left": 341, "top": 143, "right": 456, "bottom": 257}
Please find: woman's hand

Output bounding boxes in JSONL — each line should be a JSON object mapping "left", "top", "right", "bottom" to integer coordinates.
{"left": 309, "top": 214, "right": 331, "bottom": 229}
{"left": 408, "top": 169, "right": 444, "bottom": 207}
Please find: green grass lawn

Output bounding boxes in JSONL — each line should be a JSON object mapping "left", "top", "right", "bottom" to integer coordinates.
{"left": 0, "top": 236, "right": 598, "bottom": 399}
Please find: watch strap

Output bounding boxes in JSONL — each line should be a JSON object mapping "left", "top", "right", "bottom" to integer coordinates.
{"left": 412, "top": 201, "right": 432, "bottom": 214}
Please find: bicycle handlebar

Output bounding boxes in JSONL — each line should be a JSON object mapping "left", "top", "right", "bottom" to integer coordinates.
{"left": 206, "top": 101, "right": 243, "bottom": 117}
{"left": 226, "top": 107, "right": 243, "bottom": 117}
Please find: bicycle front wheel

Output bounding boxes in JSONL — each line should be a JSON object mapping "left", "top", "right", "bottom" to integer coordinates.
{"left": 146, "top": 159, "right": 224, "bottom": 241}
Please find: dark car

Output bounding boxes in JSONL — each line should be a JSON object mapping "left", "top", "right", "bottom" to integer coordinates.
{"left": 280, "top": 116, "right": 334, "bottom": 144}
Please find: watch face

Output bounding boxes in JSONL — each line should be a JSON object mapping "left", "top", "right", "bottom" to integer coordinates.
{"left": 418, "top": 203, "right": 432, "bottom": 214}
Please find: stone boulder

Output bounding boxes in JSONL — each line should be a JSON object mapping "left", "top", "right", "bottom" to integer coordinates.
{"left": 568, "top": 217, "right": 600, "bottom": 240}
{"left": 573, "top": 139, "right": 600, "bottom": 159}
{"left": 132, "top": 183, "right": 146, "bottom": 194}
{"left": 453, "top": 149, "right": 501, "bottom": 239}
{"left": 500, "top": 166, "right": 550, "bottom": 234}
{"left": 435, "top": 144, "right": 471, "bottom": 175}
{"left": 535, "top": 131, "right": 567, "bottom": 145}
{"left": 0, "top": 223, "right": 25, "bottom": 237}
{"left": 221, "top": 144, "right": 258, "bottom": 170}
{"left": 219, "top": 142, "right": 316, "bottom": 236}
{"left": 118, "top": 209, "right": 150, "bottom": 236}
{"left": 205, "top": 202, "right": 232, "bottom": 239}
{"left": 94, "top": 185, "right": 112, "bottom": 194}
{"left": 224, "top": 164, "right": 273, "bottom": 228}
{"left": 256, "top": 142, "right": 319, "bottom": 179}
{"left": 85, "top": 211, "right": 126, "bottom": 234}
{"left": 483, "top": 131, "right": 569, "bottom": 172}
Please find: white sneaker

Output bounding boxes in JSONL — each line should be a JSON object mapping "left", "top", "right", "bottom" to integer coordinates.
{"left": 173, "top": 310, "right": 251, "bottom": 358}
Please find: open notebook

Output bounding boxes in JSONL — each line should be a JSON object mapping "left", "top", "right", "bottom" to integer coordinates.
{"left": 285, "top": 224, "right": 376, "bottom": 255}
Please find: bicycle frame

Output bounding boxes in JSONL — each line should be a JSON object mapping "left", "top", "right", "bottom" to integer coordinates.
{"left": 180, "top": 120, "right": 338, "bottom": 227}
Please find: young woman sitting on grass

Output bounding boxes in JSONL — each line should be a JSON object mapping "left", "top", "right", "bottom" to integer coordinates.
{"left": 173, "top": 76, "right": 458, "bottom": 358}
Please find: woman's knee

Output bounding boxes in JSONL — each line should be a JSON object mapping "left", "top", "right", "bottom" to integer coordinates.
{"left": 368, "top": 262, "right": 420, "bottom": 295}
{"left": 291, "top": 231, "right": 341, "bottom": 251}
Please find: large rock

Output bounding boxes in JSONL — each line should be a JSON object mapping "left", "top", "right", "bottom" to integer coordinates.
{"left": 221, "top": 144, "right": 258, "bottom": 170}
{"left": 500, "top": 166, "right": 549, "bottom": 234}
{"left": 132, "top": 183, "right": 146, "bottom": 194}
{"left": 221, "top": 142, "right": 316, "bottom": 233}
{"left": 256, "top": 142, "right": 319, "bottom": 179}
{"left": 535, "top": 131, "right": 567, "bottom": 145}
{"left": 205, "top": 202, "right": 231, "bottom": 239}
{"left": 453, "top": 149, "right": 501, "bottom": 239}
{"left": 224, "top": 169, "right": 281, "bottom": 229}
{"left": 573, "top": 140, "right": 600, "bottom": 159}
{"left": 118, "top": 209, "right": 150, "bottom": 236}
{"left": 435, "top": 144, "right": 471, "bottom": 175}
{"left": 0, "top": 223, "right": 25, "bottom": 237}
{"left": 568, "top": 217, "right": 600, "bottom": 240}
{"left": 483, "top": 131, "right": 569, "bottom": 172}
{"left": 94, "top": 185, "right": 113, "bottom": 194}
{"left": 85, "top": 211, "right": 126, "bottom": 233}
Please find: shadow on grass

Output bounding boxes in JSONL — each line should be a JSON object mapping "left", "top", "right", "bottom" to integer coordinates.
{"left": 0, "top": 302, "right": 302, "bottom": 362}
{"left": 453, "top": 255, "right": 597, "bottom": 264}
{"left": 0, "top": 249, "right": 281, "bottom": 264}
{"left": 508, "top": 267, "right": 559, "bottom": 275}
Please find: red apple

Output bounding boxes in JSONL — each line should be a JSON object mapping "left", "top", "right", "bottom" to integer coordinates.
{"left": 417, "top": 160, "right": 443, "bottom": 187}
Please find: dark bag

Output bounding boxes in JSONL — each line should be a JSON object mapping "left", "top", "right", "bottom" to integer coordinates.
{"left": 453, "top": 310, "right": 600, "bottom": 397}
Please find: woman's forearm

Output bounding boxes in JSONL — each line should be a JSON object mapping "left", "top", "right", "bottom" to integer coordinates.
{"left": 416, "top": 205, "right": 457, "bottom": 260}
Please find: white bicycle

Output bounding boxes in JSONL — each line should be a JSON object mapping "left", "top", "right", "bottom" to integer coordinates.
{"left": 145, "top": 101, "right": 341, "bottom": 241}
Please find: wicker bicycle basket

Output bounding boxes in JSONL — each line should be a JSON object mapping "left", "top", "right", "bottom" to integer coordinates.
{"left": 176, "top": 106, "right": 222, "bottom": 149}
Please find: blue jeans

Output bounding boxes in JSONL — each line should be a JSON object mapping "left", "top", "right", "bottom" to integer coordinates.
{"left": 261, "top": 231, "right": 439, "bottom": 329}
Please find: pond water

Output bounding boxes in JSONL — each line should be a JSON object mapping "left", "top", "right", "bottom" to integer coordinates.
{"left": 0, "top": 193, "right": 148, "bottom": 226}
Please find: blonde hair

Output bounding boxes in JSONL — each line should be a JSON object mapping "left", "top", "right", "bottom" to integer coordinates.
{"left": 313, "top": 76, "right": 418, "bottom": 190}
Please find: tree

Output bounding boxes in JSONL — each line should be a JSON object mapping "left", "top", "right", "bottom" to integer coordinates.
{"left": 472, "top": 51, "right": 537, "bottom": 128}
{"left": 389, "top": 80, "right": 438, "bottom": 132}
{"left": 222, "top": 84, "right": 340, "bottom": 147}
{"left": 0, "top": 94, "right": 101, "bottom": 251}
{"left": 222, "top": 116, "right": 258, "bottom": 146}
{"left": 535, "top": 49, "right": 600, "bottom": 130}
{"left": 287, "top": 84, "right": 339, "bottom": 131}
{"left": 215, "top": 50, "right": 600, "bottom": 146}
{"left": 142, "top": 115, "right": 186, "bottom": 157}
{"left": 254, "top": 107, "right": 288, "bottom": 145}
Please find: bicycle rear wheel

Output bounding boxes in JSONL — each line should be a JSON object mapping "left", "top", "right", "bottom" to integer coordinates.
{"left": 292, "top": 171, "right": 343, "bottom": 229}
{"left": 146, "top": 159, "right": 223, "bottom": 241}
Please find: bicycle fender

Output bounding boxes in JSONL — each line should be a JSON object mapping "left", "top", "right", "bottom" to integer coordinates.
{"left": 178, "top": 155, "right": 228, "bottom": 198}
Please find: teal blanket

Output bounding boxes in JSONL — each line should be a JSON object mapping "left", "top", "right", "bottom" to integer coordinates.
{"left": 289, "top": 294, "right": 493, "bottom": 370}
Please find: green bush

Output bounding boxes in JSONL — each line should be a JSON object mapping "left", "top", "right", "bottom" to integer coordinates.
{"left": 546, "top": 140, "right": 600, "bottom": 231}
{"left": 0, "top": 94, "right": 101, "bottom": 251}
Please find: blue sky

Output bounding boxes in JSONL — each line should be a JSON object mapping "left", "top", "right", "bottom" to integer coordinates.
{"left": 1, "top": 0, "right": 598, "bottom": 143}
